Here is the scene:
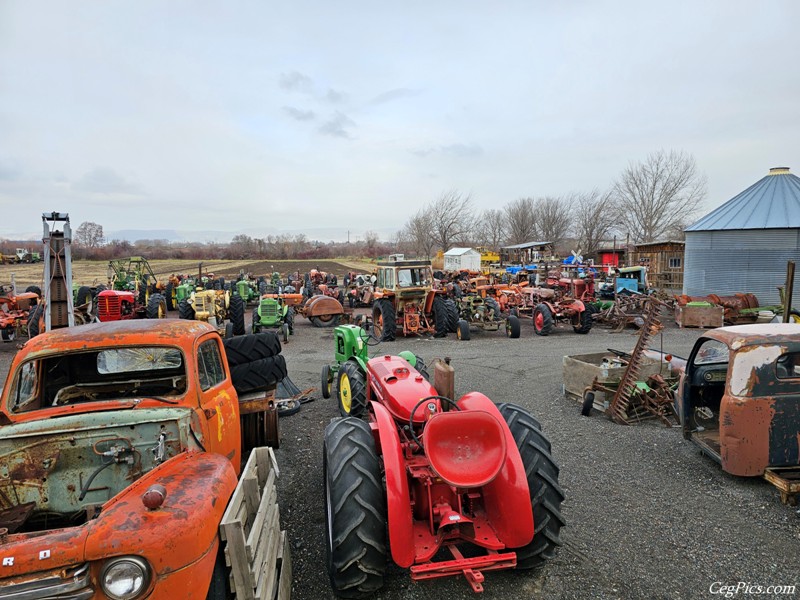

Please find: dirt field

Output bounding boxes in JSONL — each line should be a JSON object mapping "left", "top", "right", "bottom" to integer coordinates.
{"left": 0, "top": 314, "right": 797, "bottom": 600}
{"left": 0, "top": 258, "right": 375, "bottom": 289}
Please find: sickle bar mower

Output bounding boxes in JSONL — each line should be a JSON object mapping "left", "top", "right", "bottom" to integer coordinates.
{"left": 323, "top": 354, "right": 565, "bottom": 596}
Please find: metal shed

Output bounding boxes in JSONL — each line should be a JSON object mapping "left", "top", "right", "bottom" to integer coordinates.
{"left": 443, "top": 247, "right": 481, "bottom": 272}
{"left": 683, "top": 167, "right": 800, "bottom": 304}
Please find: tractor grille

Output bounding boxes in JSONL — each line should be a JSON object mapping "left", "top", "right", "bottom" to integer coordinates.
{"left": 98, "top": 295, "right": 120, "bottom": 319}
{"left": 260, "top": 301, "right": 279, "bottom": 317}
{"left": 0, "top": 563, "right": 93, "bottom": 599}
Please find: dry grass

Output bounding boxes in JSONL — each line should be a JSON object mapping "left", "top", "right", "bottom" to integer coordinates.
{"left": 0, "top": 258, "right": 377, "bottom": 289}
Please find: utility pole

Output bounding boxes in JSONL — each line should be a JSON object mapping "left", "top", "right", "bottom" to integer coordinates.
{"left": 347, "top": 230, "right": 350, "bottom": 244}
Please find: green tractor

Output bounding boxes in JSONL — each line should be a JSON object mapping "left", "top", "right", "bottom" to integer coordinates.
{"left": 320, "top": 324, "right": 428, "bottom": 417}
{"left": 252, "top": 295, "right": 295, "bottom": 342}
{"left": 236, "top": 279, "right": 261, "bottom": 305}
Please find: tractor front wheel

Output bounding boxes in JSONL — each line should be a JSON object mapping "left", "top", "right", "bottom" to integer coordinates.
{"left": 444, "top": 298, "right": 459, "bottom": 333}
{"left": 337, "top": 361, "right": 367, "bottom": 418}
{"left": 323, "top": 418, "right": 387, "bottom": 598}
{"left": 146, "top": 293, "right": 167, "bottom": 319}
{"left": 311, "top": 314, "right": 341, "bottom": 328}
{"left": 321, "top": 364, "right": 333, "bottom": 399}
{"left": 456, "top": 319, "right": 471, "bottom": 341}
{"left": 252, "top": 308, "right": 261, "bottom": 333}
{"left": 496, "top": 403, "right": 565, "bottom": 570}
{"left": 372, "top": 299, "right": 396, "bottom": 342}
{"left": 533, "top": 304, "right": 554, "bottom": 336}
{"left": 506, "top": 314, "right": 521, "bottom": 338}
{"left": 431, "top": 295, "right": 448, "bottom": 338}
{"left": 572, "top": 309, "right": 592, "bottom": 334}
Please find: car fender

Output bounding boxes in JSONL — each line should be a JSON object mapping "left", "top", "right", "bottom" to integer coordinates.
{"left": 84, "top": 451, "right": 238, "bottom": 574}
{"left": 304, "top": 295, "right": 344, "bottom": 317}
{"left": 371, "top": 401, "right": 414, "bottom": 568}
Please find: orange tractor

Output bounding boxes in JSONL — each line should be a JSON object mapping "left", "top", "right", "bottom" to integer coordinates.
{"left": 0, "top": 287, "right": 39, "bottom": 342}
{"left": 371, "top": 260, "right": 457, "bottom": 340}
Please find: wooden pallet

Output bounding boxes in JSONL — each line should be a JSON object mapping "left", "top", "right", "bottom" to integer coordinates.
{"left": 220, "top": 447, "right": 291, "bottom": 600}
{"left": 764, "top": 467, "right": 800, "bottom": 506}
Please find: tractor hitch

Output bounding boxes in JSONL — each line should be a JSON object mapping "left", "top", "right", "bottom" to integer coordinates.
{"left": 410, "top": 546, "right": 517, "bottom": 593}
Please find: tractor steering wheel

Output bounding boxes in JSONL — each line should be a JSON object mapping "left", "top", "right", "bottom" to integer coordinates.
{"left": 408, "top": 395, "right": 461, "bottom": 449}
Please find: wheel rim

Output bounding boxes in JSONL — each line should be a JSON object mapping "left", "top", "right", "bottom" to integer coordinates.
{"left": 534, "top": 311, "right": 543, "bottom": 330}
{"left": 317, "top": 314, "right": 333, "bottom": 322}
{"left": 339, "top": 373, "right": 352, "bottom": 414}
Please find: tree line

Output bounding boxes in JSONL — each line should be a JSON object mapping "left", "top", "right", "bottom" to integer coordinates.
{"left": 0, "top": 150, "right": 706, "bottom": 262}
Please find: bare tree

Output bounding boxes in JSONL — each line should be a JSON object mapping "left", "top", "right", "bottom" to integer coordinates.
{"left": 74, "top": 221, "right": 105, "bottom": 248}
{"left": 429, "top": 190, "right": 474, "bottom": 251}
{"left": 363, "top": 230, "right": 379, "bottom": 257}
{"left": 503, "top": 198, "right": 536, "bottom": 245}
{"left": 402, "top": 207, "right": 436, "bottom": 258}
{"left": 613, "top": 150, "right": 706, "bottom": 243}
{"left": 533, "top": 196, "right": 573, "bottom": 247}
{"left": 573, "top": 189, "right": 619, "bottom": 257}
{"left": 475, "top": 209, "right": 506, "bottom": 249}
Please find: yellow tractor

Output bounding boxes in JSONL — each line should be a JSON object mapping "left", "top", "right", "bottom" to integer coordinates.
{"left": 178, "top": 289, "right": 246, "bottom": 338}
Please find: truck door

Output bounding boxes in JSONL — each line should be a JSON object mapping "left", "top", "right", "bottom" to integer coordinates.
{"left": 196, "top": 334, "right": 241, "bottom": 467}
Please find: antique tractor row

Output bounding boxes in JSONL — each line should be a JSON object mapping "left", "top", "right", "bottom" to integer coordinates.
{"left": 320, "top": 325, "right": 565, "bottom": 595}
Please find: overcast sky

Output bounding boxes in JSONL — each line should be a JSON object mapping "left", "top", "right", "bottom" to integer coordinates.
{"left": 1, "top": 1, "right": 798, "bottom": 242}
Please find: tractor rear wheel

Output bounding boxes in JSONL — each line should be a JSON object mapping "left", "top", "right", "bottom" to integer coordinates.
{"left": 497, "top": 403, "right": 565, "bottom": 570}
{"left": 533, "top": 304, "right": 554, "bottom": 336}
{"left": 252, "top": 308, "right": 261, "bottom": 333}
{"left": 321, "top": 364, "right": 333, "bottom": 399}
{"left": 323, "top": 418, "right": 387, "bottom": 598}
{"left": 146, "top": 293, "right": 167, "bottom": 319}
{"left": 444, "top": 298, "right": 459, "bottom": 333}
{"left": 286, "top": 307, "right": 295, "bottom": 333}
{"left": 572, "top": 309, "right": 592, "bottom": 334}
{"left": 456, "top": 319, "right": 471, "bottom": 340}
{"left": 76, "top": 286, "right": 92, "bottom": 307}
{"left": 431, "top": 295, "right": 448, "bottom": 338}
{"left": 229, "top": 294, "right": 246, "bottom": 335}
{"left": 223, "top": 331, "right": 282, "bottom": 365}
{"left": 229, "top": 355, "right": 287, "bottom": 394}
{"left": 506, "top": 314, "right": 521, "bottom": 338}
{"left": 337, "top": 361, "right": 367, "bottom": 418}
{"left": 372, "top": 299, "right": 396, "bottom": 342}
{"left": 178, "top": 299, "right": 195, "bottom": 320}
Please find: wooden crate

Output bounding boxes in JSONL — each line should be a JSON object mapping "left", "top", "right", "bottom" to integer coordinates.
{"left": 220, "top": 447, "right": 291, "bottom": 600}
{"left": 562, "top": 352, "right": 669, "bottom": 401}
{"left": 675, "top": 304, "right": 724, "bottom": 328}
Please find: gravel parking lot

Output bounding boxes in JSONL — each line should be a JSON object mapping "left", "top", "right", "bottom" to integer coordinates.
{"left": 1, "top": 316, "right": 798, "bottom": 600}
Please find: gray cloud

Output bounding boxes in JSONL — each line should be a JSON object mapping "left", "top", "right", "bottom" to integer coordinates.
{"left": 369, "top": 88, "right": 419, "bottom": 105}
{"left": 325, "top": 89, "right": 346, "bottom": 103}
{"left": 319, "top": 112, "right": 356, "bottom": 139}
{"left": 411, "top": 143, "right": 484, "bottom": 158}
{"left": 279, "top": 71, "right": 314, "bottom": 94}
{"left": 282, "top": 106, "right": 316, "bottom": 121}
{"left": 72, "top": 167, "right": 143, "bottom": 195}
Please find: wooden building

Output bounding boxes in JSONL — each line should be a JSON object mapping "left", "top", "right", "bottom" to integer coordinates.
{"left": 629, "top": 240, "right": 685, "bottom": 291}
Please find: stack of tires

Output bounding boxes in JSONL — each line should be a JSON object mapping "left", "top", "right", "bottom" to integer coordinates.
{"left": 223, "top": 331, "right": 288, "bottom": 395}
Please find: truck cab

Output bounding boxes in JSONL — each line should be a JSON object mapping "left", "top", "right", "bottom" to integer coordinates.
{"left": 677, "top": 324, "right": 800, "bottom": 477}
{"left": 0, "top": 320, "right": 243, "bottom": 598}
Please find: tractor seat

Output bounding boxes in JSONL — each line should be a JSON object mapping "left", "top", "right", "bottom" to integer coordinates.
{"left": 423, "top": 410, "right": 507, "bottom": 488}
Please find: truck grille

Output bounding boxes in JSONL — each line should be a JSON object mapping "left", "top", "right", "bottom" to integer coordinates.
{"left": 0, "top": 563, "right": 93, "bottom": 599}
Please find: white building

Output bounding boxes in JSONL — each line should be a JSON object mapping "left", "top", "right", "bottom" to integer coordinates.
{"left": 444, "top": 247, "right": 481, "bottom": 272}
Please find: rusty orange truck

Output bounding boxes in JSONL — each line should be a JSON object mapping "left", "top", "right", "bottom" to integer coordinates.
{"left": 0, "top": 320, "right": 290, "bottom": 599}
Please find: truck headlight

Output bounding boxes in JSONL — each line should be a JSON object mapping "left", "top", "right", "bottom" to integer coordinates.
{"left": 100, "top": 556, "right": 151, "bottom": 600}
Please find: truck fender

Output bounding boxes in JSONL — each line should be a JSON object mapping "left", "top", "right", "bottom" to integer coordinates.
{"left": 457, "top": 392, "right": 535, "bottom": 548}
{"left": 371, "top": 401, "right": 415, "bottom": 568}
{"left": 84, "top": 451, "right": 238, "bottom": 575}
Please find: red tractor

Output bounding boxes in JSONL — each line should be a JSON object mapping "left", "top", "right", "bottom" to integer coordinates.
{"left": 323, "top": 354, "right": 564, "bottom": 596}
{"left": 529, "top": 270, "right": 595, "bottom": 335}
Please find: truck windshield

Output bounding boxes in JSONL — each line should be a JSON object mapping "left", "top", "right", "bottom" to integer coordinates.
{"left": 397, "top": 268, "right": 431, "bottom": 288}
{"left": 8, "top": 347, "right": 187, "bottom": 413}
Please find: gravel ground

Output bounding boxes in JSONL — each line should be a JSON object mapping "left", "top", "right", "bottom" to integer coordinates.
{"left": 1, "top": 316, "right": 798, "bottom": 600}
